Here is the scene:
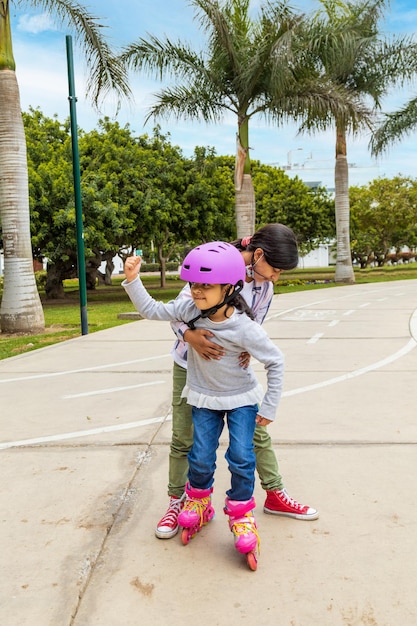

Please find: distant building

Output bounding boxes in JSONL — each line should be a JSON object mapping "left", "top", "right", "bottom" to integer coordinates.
{"left": 299, "top": 243, "right": 334, "bottom": 268}
{"left": 99, "top": 256, "right": 124, "bottom": 275}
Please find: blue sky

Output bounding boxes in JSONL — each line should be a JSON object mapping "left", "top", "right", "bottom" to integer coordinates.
{"left": 10, "top": 0, "right": 417, "bottom": 188}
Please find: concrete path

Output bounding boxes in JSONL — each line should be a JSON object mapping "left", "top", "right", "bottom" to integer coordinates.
{"left": 1, "top": 279, "right": 417, "bottom": 626}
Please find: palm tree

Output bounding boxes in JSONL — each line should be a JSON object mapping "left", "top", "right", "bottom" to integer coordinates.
{"left": 370, "top": 95, "right": 417, "bottom": 156}
{"left": 304, "top": 0, "right": 416, "bottom": 283}
{"left": 121, "top": 0, "right": 368, "bottom": 239}
{"left": 0, "top": 0, "right": 130, "bottom": 333}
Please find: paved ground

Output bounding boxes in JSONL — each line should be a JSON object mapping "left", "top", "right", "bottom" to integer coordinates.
{"left": 1, "top": 279, "right": 417, "bottom": 626}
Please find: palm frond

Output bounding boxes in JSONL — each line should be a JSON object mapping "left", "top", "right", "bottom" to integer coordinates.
{"left": 263, "top": 80, "right": 374, "bottom": 134}
{"left": 121, "top": 35, "right": 206, "bottom": 81}
{"left": 370, "top": 97, "right": 417, "bottom": 155}
{"left": 17, "top": 0, "right": 131, "bottom": 107}
{"left": 144, "top": 83, "right": 232, "bottom": 124}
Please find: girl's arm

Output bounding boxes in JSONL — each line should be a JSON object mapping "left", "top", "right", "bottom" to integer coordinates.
{"left": 240, "top": 322, "right": 285, "bottom": 422}
{"left": 123, "top": 256, "right": 187, "bottom": 322}
{"left": 238, "top": 282, "right": 274, "bottom": 368}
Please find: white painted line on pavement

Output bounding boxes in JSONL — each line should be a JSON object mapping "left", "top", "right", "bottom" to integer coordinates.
{"left": 283, "top": 337, "right": 416, "bottom": 397}
{"left": 267, "top": 283, "right": 410, "bottom": 323}
{"left": 4, "top": 329, "right": 414, "bottom": 449}
{"left": 266, "top": 297, "right": 334, "bottom": 321}
{"left": 343, "top": 310, "right": 355, "bottom": 316}
{"left": 307, "top": 333, "right": 324, "bottom": 344}
{"left": 2, "top": 293, "right": 415, "bottom": 450}
{"left": 0, "top": 353, "right": 171, "bottom": 384}
{"left": 0, "top": 413, "right": 173, "bottom": 450}
{"left": 328, "top": 320, "right": 339, "bottom": 327}
{"left": 63, "top": 380, "right": 164, "bottom": 399}
{"left": 359, "top": 303, "right": 370, "bottom": 308}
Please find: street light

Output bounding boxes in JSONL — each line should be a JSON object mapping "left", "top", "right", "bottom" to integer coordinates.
{"left": 66, "top": 35, "right": 88, "bottom": 335}
{"left": 287, "top": 147, "right": 303, "bottom": 169}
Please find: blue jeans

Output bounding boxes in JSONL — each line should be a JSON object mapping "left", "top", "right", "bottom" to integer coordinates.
{"left": 188, "top": 404, "right": 257, "bottom": 501}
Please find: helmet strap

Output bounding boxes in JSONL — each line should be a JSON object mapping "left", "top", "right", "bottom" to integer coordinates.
{"left": 186, "top": 281, "right": 244, "bottom": 330}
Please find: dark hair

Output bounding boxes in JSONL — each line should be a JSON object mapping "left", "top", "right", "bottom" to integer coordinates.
{"left": 224, "top": 290, "right": 255, "bottom": 321}
{"left": 231, "top": 223, "right": 299, "bottom": 270}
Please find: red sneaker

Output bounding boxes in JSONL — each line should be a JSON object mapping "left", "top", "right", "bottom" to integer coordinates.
{"left": 155, "top": 493, "right": 186, "bottom": 539}
{"left": 264, "top": 489, "right": 319, "bottom": 520}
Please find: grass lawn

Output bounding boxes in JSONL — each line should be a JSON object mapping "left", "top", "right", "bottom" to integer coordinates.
{"left": 1, "top": 264, "right": 416, "bottom": 361}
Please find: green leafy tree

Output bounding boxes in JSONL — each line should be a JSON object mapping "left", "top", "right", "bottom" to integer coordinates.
{"left": 84, "top": 125, "right": 236, "bottom": 286}
{"left": 26, "top": 112, "right": 136, "bottom": 298}
{"left": 303, "top": 0, "right": 416, "bottom": 283}
{"left": 131, "top": 131, "right": 236, "bottom": 286}
{"left": 78, "top": 118, "right": 150, "bottom": 288}
{"left": 121, "top": 0, "right": 361, "bottom": 240}
{"left": 25, "top": 110, "right": 236, "bottom": 293}
{"left": 350, "top": 176, "right": 417, "bottom": 266}
{"left": 251, "top": 163, "right": 335, "bottom": 252}
{"left": 181, "top": 149, "right": 236, "bottom": 245}
{"left": 24, "top": 107, "right": 74, "bottom": 298}
{"left": 0, "top": 0, "right": 130, "bottom": 331}
{"left": 201, "top": 155, "right": 335, "bottom": 251}
{"left": 27, "top": 116, "right": 187, "bottom": 294}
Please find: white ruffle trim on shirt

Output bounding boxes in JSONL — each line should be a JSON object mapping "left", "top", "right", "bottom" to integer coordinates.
{"left": 182, "top": 383, "right": 264, "bottom": 411}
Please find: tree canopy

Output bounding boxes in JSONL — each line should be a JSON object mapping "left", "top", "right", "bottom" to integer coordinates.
{"left": 24, "top": 110, "right": 237, "bottom": 295}
{"left": 21, "top": 108, "right": 337, "bottom": 297}
{"left": 350, "top": 176, "right": 417, "bottom": 267}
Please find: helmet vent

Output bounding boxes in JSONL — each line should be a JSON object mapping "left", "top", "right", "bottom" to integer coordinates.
{"left": 179, "top": 241, "right": 245, "bottom": 285}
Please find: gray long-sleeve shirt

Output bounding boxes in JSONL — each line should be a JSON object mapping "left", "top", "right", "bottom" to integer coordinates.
{"left": 123, "top": 277, "right": 284, "bottom": 422}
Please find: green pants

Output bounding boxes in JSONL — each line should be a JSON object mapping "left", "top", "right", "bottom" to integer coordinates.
{"left": 168, "top": 362, "right": 284, "bottom": 498}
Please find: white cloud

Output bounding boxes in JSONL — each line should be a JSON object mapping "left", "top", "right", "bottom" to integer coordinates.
{"left": 17, "top": 13, "right": 56, "bottom": 35}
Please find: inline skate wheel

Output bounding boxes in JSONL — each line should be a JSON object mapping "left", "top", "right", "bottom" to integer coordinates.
{"left": 246, "top": 551, "right": 257, "bottom": 571}
{"left": 181, "top": 528, "right": 190, "bottom": 545}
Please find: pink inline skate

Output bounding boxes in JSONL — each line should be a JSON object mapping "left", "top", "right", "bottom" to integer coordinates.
{"left": 224, "top": 496, "right": 260, "bottom": 571}
{"left": 178, "top": 483, "right": 215, "bottom": 545}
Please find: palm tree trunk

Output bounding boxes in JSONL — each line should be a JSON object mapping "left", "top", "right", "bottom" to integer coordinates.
{"left": 334, "top": 125, "right": 355, "bottom": 284}
{"left": 234, "top": 116, "right": 255, "bottom": 238}
{"left": 0, "top": 68, "right": 45, "bottom": 332}
{"left": 235, "top": 174, "right": 256, "bottom": 239}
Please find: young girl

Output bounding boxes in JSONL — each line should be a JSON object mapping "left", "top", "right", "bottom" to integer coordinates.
{"left": 156, "top": 224, "right": 318, "bottom": 542}
{"left": 123, "top": 242, "right": 285, "bottom": 570}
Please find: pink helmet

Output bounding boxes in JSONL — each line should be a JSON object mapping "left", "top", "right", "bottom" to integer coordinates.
{"left": 180, "top": 241, "right": 245, "bottom": 285}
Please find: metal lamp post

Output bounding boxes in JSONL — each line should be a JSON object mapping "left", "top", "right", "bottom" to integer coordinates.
{"left": 65, "top": 35, "right": 88, "bottom": 335}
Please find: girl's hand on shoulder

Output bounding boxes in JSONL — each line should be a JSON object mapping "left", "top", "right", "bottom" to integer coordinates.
{"left": 183, "top": 328, "right": 225, "bottom": 361}
{"left": 256, "top": 415, "right": 272, "bottom": 427}
{"left": 124, "top": 255, "right": 141, "bottom": 282}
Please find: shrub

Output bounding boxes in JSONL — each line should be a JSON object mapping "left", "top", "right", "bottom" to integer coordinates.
{"left": 141, "top": 262, "right": 179, "bottom": 273}
{"left": 35, "top": 270, "right": 47, "bottom": 289}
